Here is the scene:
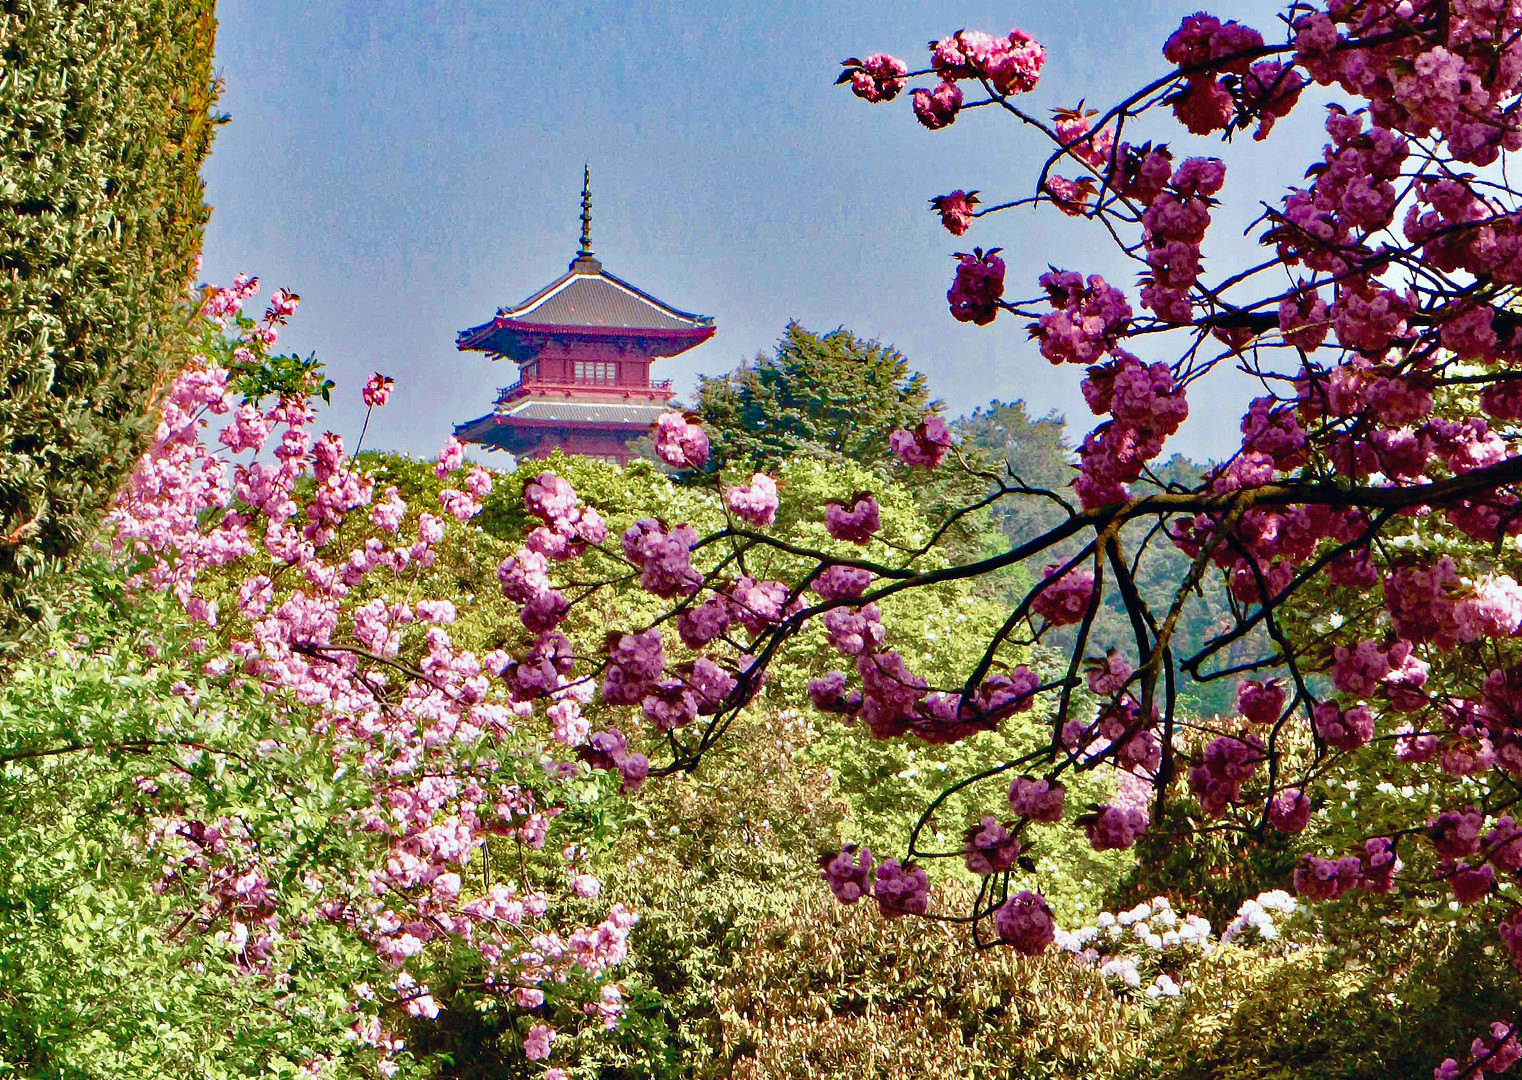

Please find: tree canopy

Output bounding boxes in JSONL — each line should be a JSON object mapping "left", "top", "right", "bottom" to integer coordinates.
{"left": 694, "top": 322, "right": 935, "bottom": 473}
{"left": 22, "top": 0, "right": 1522, "bottom": 1075}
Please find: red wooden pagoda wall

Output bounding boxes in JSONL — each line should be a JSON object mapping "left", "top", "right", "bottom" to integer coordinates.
{"left": 517, "top": 340, "right": 656, "bottom": 390}
{"left": 513, "top": 427, "right": 639, "bottom": 465}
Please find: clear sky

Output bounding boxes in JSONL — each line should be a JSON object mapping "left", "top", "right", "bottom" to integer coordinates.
{"left": 201, "top": 0, "right": 1317, "bottom": 463}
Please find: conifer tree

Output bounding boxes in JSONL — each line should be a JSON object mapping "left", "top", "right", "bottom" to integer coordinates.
{"left": 695, "top": 322, "right": 936, "bottom": 472}
{"left": 0, "top": 0, "right": 220, "bottom": 648}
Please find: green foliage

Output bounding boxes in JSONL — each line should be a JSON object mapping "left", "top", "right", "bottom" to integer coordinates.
{"left": 1113, "top": 799, "right": 1302, "bottom": 930}
{"left": 3, "top": 436, "right": 1502, "bottom": 1079}
{"left": 430, "top": 705, "right": 1140, "bottom": 1080}
{"left": 1128, "top": 927, "right": 1519, "bottom": 1080}
{"left": 526, "top": 687, "right": 1136, "bottom": 1080}
{"left": 0, "top": 0, "right": 220, "bottom": 649}
{"left": 392, "top": 449, "right": 1137, "bottom": 1076}
{"left": 712, "top": 885, "right": 1145, "bottom": 1080}
{"left": 956, "top": 402, "right": 1249, "bottom": 716}
{"left": 693, "top": 323, "right": 997, "bottom": 564}
{"left": 228, "top": 345, "right": 334, "bottom": 406}
{"left": 0, "top": 563, "right": 418, "bottom": 1078}
{"left": 695, "top": 322, "right": 935, "bottom": 474}
{"left": 955, "top": 400, "right": 1073, "bottom": 548}
{"left": 9, "top": 412, "right": 1495, "bottom": 1079}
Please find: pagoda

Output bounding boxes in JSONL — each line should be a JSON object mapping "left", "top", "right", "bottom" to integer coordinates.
{"left": 454, "top": 169, "right": 716, "bottom": 464}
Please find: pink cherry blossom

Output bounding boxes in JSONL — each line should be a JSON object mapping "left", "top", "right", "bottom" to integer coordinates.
{"left": 362, "top": 373, "right": 394, "bottom": 407}
{"left": 889, "top": 415, "right": 953, "bottom": 468}
{"left": 825, "top": 493, "right": 882, "bottom": 544}
{"left": 1085, "top": 806, "right": 1149, "bottom": 851}
{"left": 849, "top": 53, "right": 909, "bottom": 103}
{"left": 1009, "top": 777, "right": 1065, "bottom": 822}
{"left": 821, "top": 845, "right": 873, "bottom": 903}
{"left": 962, "top": 817, "right": 1021, "bottom": 875}
{"left": 912, "top": 79, "right": 963, "bottom": 130}
{"left": 947, "top": 248, "right": 1005, "bottom": 325}
{"left": 725, "top": 473, "right": 780, "bottom": 527}
{"left": 1030, "top": 564, "right": 1095, "bottom": 626}
{"left": 1268, "top": 789, "right": 1311, "bottom": 833}
{"left": 930, "top": 190, "right": 980, "bottom": 235}
{"left": 434, "top": 437, "right": 465, "bottom": 480}
{"left": 524, "top": 1024, "right": 555, "bottom": 1061}
{"left": 653, "top": 412, "right": 710, "bottom": 469}
{"left": 872, "top": 858, "right": 930, "bottom": 917}
{"left": 994, "top": 890, "right": 1056, "bottom": 954}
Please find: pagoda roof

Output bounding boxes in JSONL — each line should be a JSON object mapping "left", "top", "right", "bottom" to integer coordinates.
{"left": 506, "top": 266, "right": 712, "bottom": 332}
{"left": 497, "top": 397, "right": 672, "bottom": 425}
{"left": 458, "top": 171, "right": 716, "bottom": 360}
{"left": 456, "top": 264, "right": 715, "bottom": 354}
{"left": 454, "top": 397, "right": 672, "bottom": 446}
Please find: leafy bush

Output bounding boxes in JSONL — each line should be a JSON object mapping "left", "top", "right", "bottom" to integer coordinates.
{"left": 0, "top": 564, "right": 386, "bottom": 1077}
{"left": 714, "top": 885, "right": 1145, "bottom": 1080}
{"left": 1130, "top": 927, "right": 1520, "bottom": 1080}
{"left": 0, "top": 0, "right": 220, "bottom": 647}
{"left": 388, "top": 448, "right": 1136, "bottom": 1076}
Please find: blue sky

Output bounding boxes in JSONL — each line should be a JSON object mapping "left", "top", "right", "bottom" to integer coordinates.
{"left": 201, "top": 0, "right": 1317, "bottom": 462}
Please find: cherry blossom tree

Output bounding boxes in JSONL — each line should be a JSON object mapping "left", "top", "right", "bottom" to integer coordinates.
{"left": 833, "top": 10, "right": 1522, "bottom": 1075}
{"left": 110, "top": 3, "right": 1522, "bottom": 1074}
{"left": 108, "top": 282, "right": 635, "bottom": 1077}
{"left": 546, "top": 6, "right": 1522, "bottom": 1075}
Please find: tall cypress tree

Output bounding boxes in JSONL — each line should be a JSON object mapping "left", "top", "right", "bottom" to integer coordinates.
{"left": 0, "top": 0, "right": 220, "bottom": 647}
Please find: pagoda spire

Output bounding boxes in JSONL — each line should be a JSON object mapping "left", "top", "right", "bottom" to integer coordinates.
{"left": 569, "top": 165, "right": 602, "bottom": 273}
{"left": 579, "top": 165, "right": 593, "bottom": 254}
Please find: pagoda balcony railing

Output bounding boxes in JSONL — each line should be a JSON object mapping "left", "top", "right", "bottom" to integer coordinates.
{"left": 497, "top": 377, "right": 674, "bottom": 400}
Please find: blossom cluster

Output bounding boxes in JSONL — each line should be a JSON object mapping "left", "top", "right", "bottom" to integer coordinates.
{"left": 849, "top": 27, "right": 1048, "bottom": 134}
{"left": 807, "top": 586, "right": 1039, "bottom": 745}
{"left": 831, "top": 2, "right": 1522, "bottom": 1038}
{"left": 175, "top": 6, "right": 1522, "bottom": 1072}
{"left": 109, "top": 285, "right": 650, "bottom": 1071}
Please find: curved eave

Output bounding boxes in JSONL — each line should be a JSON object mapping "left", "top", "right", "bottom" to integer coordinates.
{"left": 454, "top": 413, "right": 504, "bottom": 443}
{"left": 455, "top": 412, "right": 660, "bottom": 445}
{"left": 475, "top": 416, "right": 656, "bottom": 432}
{"left": 456, "top": 319, "right": 716, "bottom": 358}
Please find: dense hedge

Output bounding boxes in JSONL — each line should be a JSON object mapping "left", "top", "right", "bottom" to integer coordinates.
{"left": 0, "top": 0, "right": 219, "bottom": 646}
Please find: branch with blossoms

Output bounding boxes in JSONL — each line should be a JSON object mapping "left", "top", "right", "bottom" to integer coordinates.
{"left": 379, "top": 5, "right": 1522, "bottom": 1075}
{"left": 109, "top": 281, "right": 641, "bottom": 1077}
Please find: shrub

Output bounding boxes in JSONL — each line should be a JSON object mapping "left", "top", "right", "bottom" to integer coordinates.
{"left": 1130, "top": 927, "right": 1520, "bottom": 1080}
{"left": 715, "top": 885, "right": 1145, "bottom": 1080}
{"left": 0, "top": 0, "right": 220, "bottom": 648}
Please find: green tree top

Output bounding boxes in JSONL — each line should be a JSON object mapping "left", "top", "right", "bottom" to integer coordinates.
{"left": 955, "top": 399, "right": 1073, "bottom": 547}
{"left": 695, "top": 322, "right": 937, "bottom": 473}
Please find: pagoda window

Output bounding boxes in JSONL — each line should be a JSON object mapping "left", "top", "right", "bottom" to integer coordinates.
{"left": 521, "top": 361, "right": 540, "bottom": 383}
{"left": 573, "top": 360, "right": 617, "bottom": 384}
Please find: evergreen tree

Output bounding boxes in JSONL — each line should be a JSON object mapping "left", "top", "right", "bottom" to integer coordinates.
{"left": 695, "top": 322, "right": 997, "bottom": 563}
{"left": 695, "top": 322, "right": 936, "bottom": 472}
{"left": 955, "top": 399, "right": 1072, "bottom": 547}
{"left": 0, "top": 0, "right": 221, "bottom": 651}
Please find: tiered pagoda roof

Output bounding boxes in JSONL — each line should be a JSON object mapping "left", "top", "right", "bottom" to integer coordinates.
{"left": 453, "top": 396, "right": 681, "bottom": 441}
{"left": 453, "top": 169, "right": 715, "bottom": 463}
{"left": 454, "top": 262, "right": 715, "bottom": 359}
